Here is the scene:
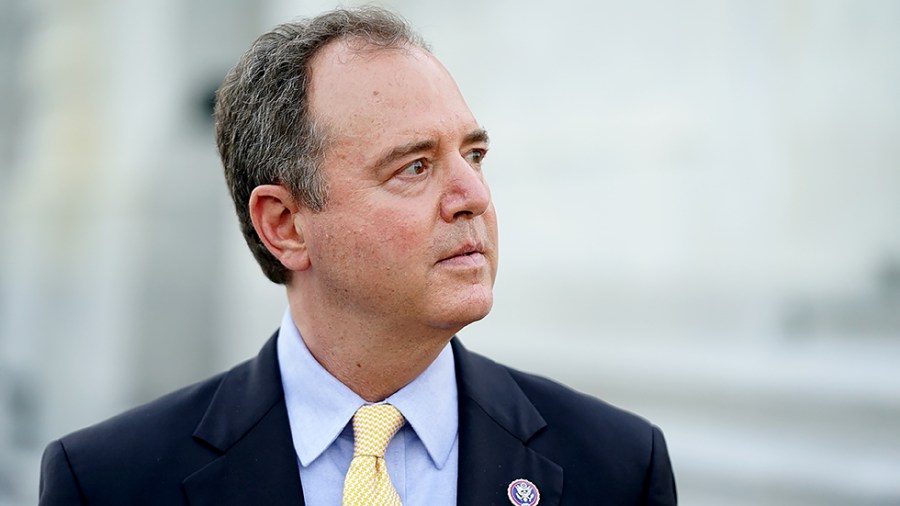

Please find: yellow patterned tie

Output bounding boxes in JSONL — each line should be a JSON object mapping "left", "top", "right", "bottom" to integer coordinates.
{"left": 342, "top": 404, "right": 406, "bottom": 506}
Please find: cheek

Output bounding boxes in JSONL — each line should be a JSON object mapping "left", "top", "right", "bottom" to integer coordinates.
{"left": 315, "top": 210, "right": 429, "bottom": 269}
{"left": 368, "top": 211, "right": 431, "bottom": 261}
{"left": 309, "top": 186, "right": 438, "bottom": 273}
{"left": 482, "top": 206, "right": 499, "bottom": 249}
{"left": 485, "top": 205, "right": 499, "bottom": 238}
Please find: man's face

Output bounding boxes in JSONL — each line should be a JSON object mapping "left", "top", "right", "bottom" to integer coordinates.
{"left": 299, "top": 40, "right": 498, "bottom": 334}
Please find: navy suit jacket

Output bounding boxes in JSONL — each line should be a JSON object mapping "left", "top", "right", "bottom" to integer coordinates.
{"left": 40, "top": 336, "right": 676, "bottom": 505}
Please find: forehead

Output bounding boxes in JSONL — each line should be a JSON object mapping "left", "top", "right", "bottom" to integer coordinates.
{"left": 307, "top": 38, "right": 477, "bottom": 149}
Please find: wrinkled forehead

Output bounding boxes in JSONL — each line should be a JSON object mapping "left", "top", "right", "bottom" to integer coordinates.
{"left": 307, "top": 38, "right": 468, "bottom": 138}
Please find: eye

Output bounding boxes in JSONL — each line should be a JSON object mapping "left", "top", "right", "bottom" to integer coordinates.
{"left": 399, "top": 159, "right": 429, "bottom": 176}
{"left": 466, "top": 148, "right": 487, "bottom": 166}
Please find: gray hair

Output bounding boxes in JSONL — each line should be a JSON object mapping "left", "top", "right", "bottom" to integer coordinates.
{"left": 215, "top": 7, "right": 428, "bottom": 284}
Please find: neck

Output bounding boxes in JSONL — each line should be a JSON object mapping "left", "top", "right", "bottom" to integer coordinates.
{"left": 286, "top": 288, "right": 457, "bottom": 402}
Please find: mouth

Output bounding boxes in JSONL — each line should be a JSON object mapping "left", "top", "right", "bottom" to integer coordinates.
{"left": 438, "top": 242, "right": 486, "bottom": 267}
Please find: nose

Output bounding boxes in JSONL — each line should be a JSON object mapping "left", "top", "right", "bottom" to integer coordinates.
{"left": 439, "top": 154, "right": 491, "bottom": 222}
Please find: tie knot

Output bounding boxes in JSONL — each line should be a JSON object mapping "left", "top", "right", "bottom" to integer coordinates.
{"left": 351, "top": 404, "right": 405, "bottom": 458}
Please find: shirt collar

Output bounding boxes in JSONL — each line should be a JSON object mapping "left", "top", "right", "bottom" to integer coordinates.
{"left": 384, "top": 337, "right": 457, "bottom": 469}
{"left": 277, "top": 308, "right": 458, "bottom": 469}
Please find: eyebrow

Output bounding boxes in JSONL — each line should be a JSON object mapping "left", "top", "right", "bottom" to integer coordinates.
{"left": 371, "top": 128, "right": 491, "bottom": 171}
{"left": 464, "top": 128, "right": 490, "bottom": 146}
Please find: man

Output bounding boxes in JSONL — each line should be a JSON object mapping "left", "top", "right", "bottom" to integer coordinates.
{"left": 40, "top": 7, "right": 676, "bottom": 505}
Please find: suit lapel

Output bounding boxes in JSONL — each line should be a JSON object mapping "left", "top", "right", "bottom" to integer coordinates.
{"left": 178, "top": 334, "right": 562, "bottom": 505}
{"left": 452, "top": 339, "right": 563, "bottom": 506}
{"left": 182, "top": 334, "right": 305, "bottom": 506}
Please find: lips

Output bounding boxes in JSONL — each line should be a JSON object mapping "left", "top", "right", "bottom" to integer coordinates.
{"left": 438, "top": 241, "right": 486, "bottom": 267}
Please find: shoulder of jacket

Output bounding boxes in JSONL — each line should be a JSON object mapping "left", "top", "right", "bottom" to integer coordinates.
{"left": 505, "top": 364, "right": 657, "bottom": 437}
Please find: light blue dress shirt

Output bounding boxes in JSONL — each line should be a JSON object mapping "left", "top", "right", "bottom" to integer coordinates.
{"left": 276, "top": 309, "right": 459, "bottom": 506}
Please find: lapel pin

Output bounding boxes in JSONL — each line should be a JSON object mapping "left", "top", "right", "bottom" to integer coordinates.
{"left": 507, "top": 478, "right": 540, "bottom": 506}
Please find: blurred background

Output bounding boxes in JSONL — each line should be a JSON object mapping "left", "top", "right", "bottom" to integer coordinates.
{"left": 2, "top": 0, "right": 899, "bottom": 504}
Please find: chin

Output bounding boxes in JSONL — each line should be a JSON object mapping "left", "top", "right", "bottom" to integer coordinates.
{"left": 431, "top": 291, "right": 493, "bottom": 331}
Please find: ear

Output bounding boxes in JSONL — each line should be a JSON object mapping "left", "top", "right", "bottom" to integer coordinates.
{"left": 248, "top": 185, "right": 311, "bottom": 272}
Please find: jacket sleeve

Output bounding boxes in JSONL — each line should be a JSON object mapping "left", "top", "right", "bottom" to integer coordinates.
{"left": 39, "top": 440, "right": 86, "bottom": 505}
{"left": 644, "top": 425, "right": 677, "bottom": 505}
